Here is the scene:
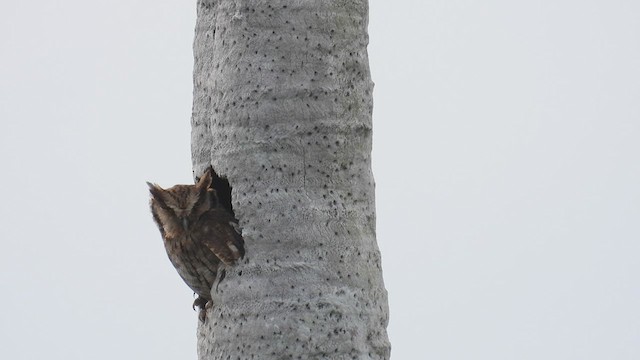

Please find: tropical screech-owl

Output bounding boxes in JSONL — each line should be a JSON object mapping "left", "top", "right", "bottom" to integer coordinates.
{"left": 147, "top": 168, "right": 245, "bottom": 321}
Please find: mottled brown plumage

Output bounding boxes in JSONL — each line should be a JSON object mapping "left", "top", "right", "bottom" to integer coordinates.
{"left": 147, "top": 168, "right": 244, "bottom": 321}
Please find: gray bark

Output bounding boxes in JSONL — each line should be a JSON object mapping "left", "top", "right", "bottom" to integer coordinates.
{"left": 191, "top": 1, "right": 389, "bottom": 359}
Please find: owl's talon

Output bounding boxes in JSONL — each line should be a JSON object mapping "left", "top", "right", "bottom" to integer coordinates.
{"left": 196, "top": 299, "right": 212, "bottom": 322}
{"left": 193, "top": 296, "right": 208, "bottom": 311}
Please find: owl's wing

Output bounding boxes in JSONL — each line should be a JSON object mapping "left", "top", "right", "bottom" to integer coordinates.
{"left": 196, "top": 209, "right": 245, "bottom": 266}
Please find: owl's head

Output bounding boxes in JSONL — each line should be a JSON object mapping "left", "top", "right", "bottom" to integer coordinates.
{"left": 147, "top": 169, "right": 217, "bottom": 230}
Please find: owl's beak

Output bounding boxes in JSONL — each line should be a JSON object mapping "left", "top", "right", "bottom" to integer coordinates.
{"left": 181, "top": 218, "right": 189, "bottom": 230}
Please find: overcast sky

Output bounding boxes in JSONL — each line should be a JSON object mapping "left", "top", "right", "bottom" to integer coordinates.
{"left": 1, "top": 1, "right": 639, "bottom": 359}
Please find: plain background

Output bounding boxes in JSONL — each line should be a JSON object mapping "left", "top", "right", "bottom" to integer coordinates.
{"left": 1, "top": 1, "right": 639, "bottom": 359}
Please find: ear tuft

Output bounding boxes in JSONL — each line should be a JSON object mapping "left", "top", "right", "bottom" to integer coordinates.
{"left": 196, "top": 167, "right": 213, "bottom": 189}
{"left": 146, "top": 182, "right": 165, "bottom": 200}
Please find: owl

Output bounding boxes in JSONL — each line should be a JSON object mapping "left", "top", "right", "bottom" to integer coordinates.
{"left": 147, "top": 168, "right": 244, "bottom": 321}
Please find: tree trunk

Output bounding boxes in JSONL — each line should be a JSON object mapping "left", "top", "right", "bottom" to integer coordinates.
{"left": 191, "top": 1, "right": 389, "bottom": 359}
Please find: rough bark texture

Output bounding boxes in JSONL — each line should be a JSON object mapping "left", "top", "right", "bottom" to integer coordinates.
{"left": 191, "top": 0, "right": 389, "bottom": 359}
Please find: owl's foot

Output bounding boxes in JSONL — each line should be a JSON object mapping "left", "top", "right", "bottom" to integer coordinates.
{"left": 193, "top": 297, "right": 211, "bottom": 323}
{"left": 198, "top": 301, "right": 213, "bottom": 323}
{"left": 192, "top": 296, "right": 207, "bottom": 311}
{"left": 198, "top": 308, "right": 206, "bottom": 323}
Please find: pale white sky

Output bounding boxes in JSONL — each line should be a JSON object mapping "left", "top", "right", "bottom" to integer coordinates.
{"left": 1, "top": 1, "right": 639, "bottom": 359}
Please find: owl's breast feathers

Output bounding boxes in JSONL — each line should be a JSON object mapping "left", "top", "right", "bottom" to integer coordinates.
{"left": 162, "top": 206, "right": 244, "bottom": 300}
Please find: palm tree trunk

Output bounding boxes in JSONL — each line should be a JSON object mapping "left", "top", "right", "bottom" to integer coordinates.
{"left": 191, "top": 1, "right": 390, "bottom": 358}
